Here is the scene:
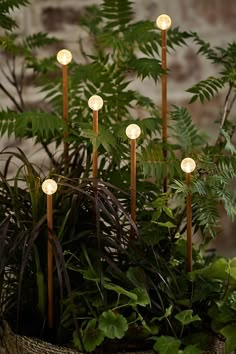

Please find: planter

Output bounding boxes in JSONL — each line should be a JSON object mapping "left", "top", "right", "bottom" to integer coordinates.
{"left": 202, "top": 333, "right": 225, "bottom": 354}
{"left": 0, "top": 322, "right": 225, "bottom": 354}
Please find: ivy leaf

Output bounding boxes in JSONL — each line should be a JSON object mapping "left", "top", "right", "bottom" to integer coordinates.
{"left": 175, "top": 310, "right": 201, "bottom": 326}
{"left": 154, "top": 336, "right": 181, "bottom": 354}
{"left": 99, "top": 310, "right": 128, "bottom": 339}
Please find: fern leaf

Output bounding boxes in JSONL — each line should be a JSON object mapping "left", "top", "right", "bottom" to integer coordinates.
{"left": 102, "top": 0, "right": 134, "bottom": 30}
{"left": 187, "top": 76, "right": 224, "bottom": 103}
{"left": 138, "top": 141, "right": 178, "bottom": 181}
{"left": 24, "top": 32, "right": 58, "bottom": 49}
{"left": 0, "top": 0, "right": 30, "bottom": 30}
{"left": 219, "top": 129, "right": 236, "bottom": 154}
{"left": 0, "top": 33, "right": 28, "bottom": 56}
{"left": 0, "top": 111, "right": 65, "bottom": 139}
{"left": 126, "top": 21, "right": 160, "bottom": 56}
{"left": 0, "top": 0, "right": 30, "bottom": 12}
{"left": 131, "top": 58, "right": 163, "bottom": 82}
{"left": 192, "top": 195, "right": 219, "bottom": 238}
{"left": 190, "top": 32, "right": 218, "bottom": 62}
{"left": 0, "top": 110, "right": 16, "bottom": 137}
{"left": 167, "top": 27, "right": 192, "bottom": 49}
{"left": 171, "top": 106, "right": 205, "bottom": 152}
{"left": 217, "top": 156, "right": 236, "bottom": 180}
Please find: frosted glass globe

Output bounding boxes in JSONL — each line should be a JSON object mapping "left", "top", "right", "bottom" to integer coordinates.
{"left": 126, "top": 124, "right": 141, "bottom": 140}
{"left": 88, "top": 95, "right": 104, "bottom": 111}
{"left": 156, "top": 14, "right": 172, "bottom": 30}
{"left": 181, "top": 158, "right": 196, "bottom": 173}
{"left": 42, "top": 179, "right": 58, "bottom": 195}
{"left": 57, "top": 49, "right": 72, "bottom": 65}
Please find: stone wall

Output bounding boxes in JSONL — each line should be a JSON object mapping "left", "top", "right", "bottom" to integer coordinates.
{"left": 3, "top": 0, "right": 235, "bottom": 134}
{"left": 0, "top": 0, "right": 236, "bottom": 256}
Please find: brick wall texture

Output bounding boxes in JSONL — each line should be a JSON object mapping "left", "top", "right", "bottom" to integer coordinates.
{"left": 0, "top": 0, "right": 236, "bottom": 256}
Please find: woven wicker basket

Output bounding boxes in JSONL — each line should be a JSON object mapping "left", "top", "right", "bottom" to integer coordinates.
{"left": 0, "top": 322, "right": 225, "bottom": 354}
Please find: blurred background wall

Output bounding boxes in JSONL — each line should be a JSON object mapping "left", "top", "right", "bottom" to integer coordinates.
{"left": 0, "top": 0, "right": 235, "bottom": 256}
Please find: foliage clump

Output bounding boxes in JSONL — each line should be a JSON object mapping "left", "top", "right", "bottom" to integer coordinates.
{"left": 0, "top": 0, "right": 236, "bottom": 353}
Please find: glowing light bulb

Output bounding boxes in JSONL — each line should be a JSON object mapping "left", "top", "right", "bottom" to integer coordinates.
{"left": 42, "top": 179, "right": 58, "bottom": 195}
{"left": 181, "top": 158, "right": 196, "bottom": 174}
{"left": 126, "top": 124, "right": 141, "bottom": 140}
{"left": 57, "top": 49, "right": 72, "bottom": 65}
{"left": 156, "top": 14, "right": 172, "bottom": 30}
{"left": 88, "top": 95, "right": 103, "bottom": 111}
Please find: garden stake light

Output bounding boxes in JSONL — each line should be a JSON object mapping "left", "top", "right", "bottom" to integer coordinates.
{"left": 156, "top": 14, "right": 171, "bottom": 192}
{"left": 126, "top": 124, "right": 141, "bottom": 238}
{"left": 57, "top": 49, "right": 72, "bottom": 171}
{"left": 42, "top": 178, "right": 58, "bottom": 329}
{"left": 88, "top": 95, "right": 104, "bottom": 179}
{"left": 181, "top": 158, "right": 196, "bottom": 272}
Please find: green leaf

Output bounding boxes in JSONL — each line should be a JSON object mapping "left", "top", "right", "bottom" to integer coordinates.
{"left": 183, "top": 345, "right": 202, "bottom": 354}
{"left": 220, "top": 325, "right": 236, "bottom": 354}
{"left": 156, "top": 221, "right": 176, "bottom": 228}
{"left": 99, "top": 310, "right": 128, "bottom": 339}
{"left": 157, "top": 305, "right": 173, "bottom": 321}
{"left": 175, "top": 310, "right": 201, "bottom": 326}
{"left": 171, "top": 105, "right": 205, "bottom": 152}
{"left": 186, "top": 76, "right": 224, "bottom": 103}
{"left": 131, "top": 57, "right": 163, "bottom": 82}
{"left": 190, "top": 258, "right": 232, "bottom": 281}
{"left": 104, "top": 282, "right": 138, "bottom": 301}
{"left": 154, "top": 336, "right": 181, "bottom": 354}
{"left": 163, "top": 206, "right": 174, "bottom": 218}
{"left": 0, "top": 0, "right": 30, "bottom": 31}
{"left": 126, "top": 266, "right": 146, "bottom": 289}
{"left": 73, "top": 319, "right": 105, "bottom": 352}
{"left": 226, "top": 258, "right": 236, "bottom": 280}
{"left": 129, "top": 287, "right": 150, "bottom": 307}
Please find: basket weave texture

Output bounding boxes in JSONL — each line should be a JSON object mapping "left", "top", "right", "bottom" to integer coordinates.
{"left": 0, "top": 322, "right": 225, "bottom": 354}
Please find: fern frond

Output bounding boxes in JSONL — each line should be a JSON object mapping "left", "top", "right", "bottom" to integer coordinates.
{"left": 167, "top": 27, "right": 192, "bottom": 49}
{"left": 216, "top": 188, "right": 236, "bottom": 220}
{"left": 0, "top": 33, "right": 28, "bottom": 56}
{"left": 192, "top": 195, "right": 219, "bottom": 238}
{"left": 102, "top": 0, "right": 134, "bottom": 30}
{"left": 0, "top": 13, "right": 16, "bottom": 31}
{"left": 217, "top": 155, "right": 236, "bottom": 180}
{"left": 186, "top": 76, "right": 224, "bottom": 103}
{"left": 0, "top": 0, "right": 30, "bottom": 31}
{"left": 131, "top": 58, "right": 163, "bottom": 82}
{"left": 190, "top": 32, "right": 218, "bottom": 62}
{"left": 24, "top": 32, "right": 58, "bottom": 49}
{"left": 0, "top": 0, "right": 29, "bottom": 12}
{"left": 138, "top": 141, "right": 178, "bottom": 181}
{"left": 0, "top": 110, "right": 15, "bottom": 137}
{"left": 126, "top": 21, "right": 160, "bottom": 57}
{"left": 171, "top": 179, "right": 188, "bottom": 194}
{"left": 219, "top": 129, "right": 236, "bottom": 154}
{"left": 171, "top": 106, "right": 205, "bottom": 153}
{"left": 0, "top": 110, "right": 65, "bottom": 139}
{"left": 192, "top": 179, "right": 207, "bottom": 196}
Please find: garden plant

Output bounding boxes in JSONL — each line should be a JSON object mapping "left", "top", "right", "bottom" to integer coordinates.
{"left": 0, "top": 0, "right": 236, "bottom": 353}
